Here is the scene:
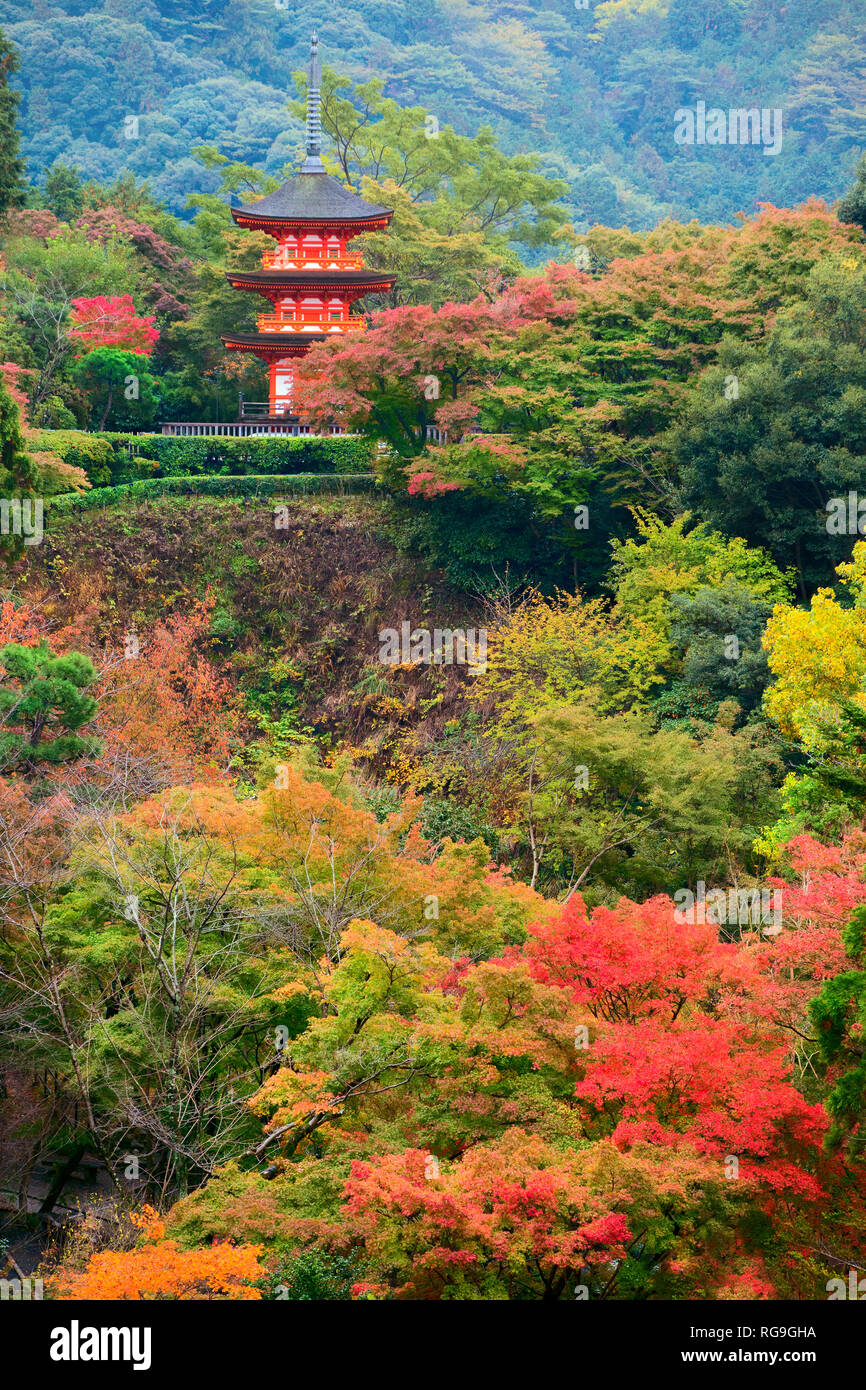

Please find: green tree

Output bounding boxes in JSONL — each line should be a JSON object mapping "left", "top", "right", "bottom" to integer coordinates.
{"left": 72, "top": 347, "right": 159, "bottom": 430}
{"left": 674, "top": 256, "right": 866, "bottom": 593}
{"left": 789, "top": 31, "right": 866, "bottom": 146}
{"left": 610, "top": 510, "right": 790, "bottom": 665}
{"left": 837, "top": 151, "right": 866, "bottom": 232}
{"left": 771, "top": 701, "right": 866, "bottom": 846}
{"left": 187, "top": 146, "right": 279, "bottom": 260}
{"left": 0, "top": 29, "right": 24, "bottom": 218}
{"left": 0, "top": 374, "right": 38, "bottom": 563}
{"left": 0, "top": 644, "right": 100, "bottom": 769}
{"left": 810, "top": 904, "right": 866, "bottom": 1155}
{"left": 0, "top": 374, "right": 37, "bottom": 494}
{"left": 812, "top": 700, "right": 866, "bottom": 808}
{"left": 41, "top": 162, "right": 86, "bottom": 222}
{"left": 525, "top": 701, "right": 759, "bottom": 895}
{"left": 295, "top": 65, "right": 568, "bottom": 244}
{"left": 668, "top": 582, "right": 772, "bottom": 712}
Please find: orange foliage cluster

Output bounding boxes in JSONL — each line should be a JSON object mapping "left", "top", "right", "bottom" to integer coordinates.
{"left": 51, "top": 1207, "right": 265, "bottom": 1301}
{"left": 97, "top": 590, "right": 240, "bottom": 778}
{"left": 0, "top": 597, "right": 43, "bottom": 647}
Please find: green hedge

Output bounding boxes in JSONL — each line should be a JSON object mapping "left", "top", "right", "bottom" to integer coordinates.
{"left": 47, "top": 473, "right": 381, "bottom": 512}
{"left": 33, "top": 430, "right": 376, "bottom": 487}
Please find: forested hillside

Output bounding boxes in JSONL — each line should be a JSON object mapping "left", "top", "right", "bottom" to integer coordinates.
{"left": 4, "top": 0, "right": 865, "bottom": 227}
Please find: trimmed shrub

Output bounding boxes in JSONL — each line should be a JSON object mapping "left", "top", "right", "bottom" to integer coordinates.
{"left": 31, "top": 430, "right": 115, "bottom": 486}
{"left": 46, "top": 473, "right": 381, "bottom": 513}
{"left": 34, "top": 430, "right": 376, "bottom": 486}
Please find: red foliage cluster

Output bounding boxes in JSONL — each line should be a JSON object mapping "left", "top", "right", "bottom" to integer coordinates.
{"left": 68, "top": 294, "right": 159, "bottom": 357}
{"left": 0, "top": 360, "right": 36, "bottom": 419}
{"left": 328, "top": 856, "right": 866, "bottom": 1297}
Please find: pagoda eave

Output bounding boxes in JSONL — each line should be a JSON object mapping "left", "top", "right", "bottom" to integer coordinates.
{"left": 225, "top": 270, "right": 396, "bottom": 291}
{"left": 230, "top": 211, "right": 393, "bottom": 237}
{"left": 221, "top": 332, "right": 345, "bottom": 358}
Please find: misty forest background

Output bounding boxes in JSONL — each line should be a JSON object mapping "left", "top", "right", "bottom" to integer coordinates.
{"left": 5, "top": 0, "right": 864, "bottom": 227}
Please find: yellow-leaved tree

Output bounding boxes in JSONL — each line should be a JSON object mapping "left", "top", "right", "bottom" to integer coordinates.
{"left": 763, "top": 541, "right": 866, "bottom": 753}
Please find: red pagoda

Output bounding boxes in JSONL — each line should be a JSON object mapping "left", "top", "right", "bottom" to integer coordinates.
{"left": 222, "top": 34, "right": 396, "bottom": 423}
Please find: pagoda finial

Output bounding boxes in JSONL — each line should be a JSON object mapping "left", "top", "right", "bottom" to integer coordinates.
{"left": 302, "top": 32, "right": 325, "bottom": 173}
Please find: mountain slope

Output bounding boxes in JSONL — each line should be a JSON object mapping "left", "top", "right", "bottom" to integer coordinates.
{"left": 5, "top": 0, "right": 864, "bottom": 228}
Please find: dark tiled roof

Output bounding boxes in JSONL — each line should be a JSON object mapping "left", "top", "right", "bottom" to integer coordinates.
{"left": 226, "top": 270, "right": 396, "bottom": 289}
{"left": 233, "top": 173, "right": 393, "bottom": 225}
{"left": 221, "top": 331, "right": 344, "bottom": 352}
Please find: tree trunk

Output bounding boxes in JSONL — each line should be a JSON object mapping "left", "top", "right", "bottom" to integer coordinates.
{"left": 98, "top": 384, "right": 114, "bottom": 431}
{"left": 38, "top": 1142, "right": 86, "bottom": 1215}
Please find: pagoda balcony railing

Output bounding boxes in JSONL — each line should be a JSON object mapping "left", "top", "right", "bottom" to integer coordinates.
{"left": 224, "top": 397, "right": 349, "bottom": 435}
{"left": 260, "top": 250, "right": 364, "bottom": 271}
{"left": 255, "top": 315, "right": 366, "bottom": 334}
{"left": 239, "top": 400, "right": 293, "bottom": 418}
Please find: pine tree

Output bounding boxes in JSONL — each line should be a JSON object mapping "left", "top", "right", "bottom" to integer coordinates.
{"left": 0, "top": 644, "right": 100, "bottom": 770}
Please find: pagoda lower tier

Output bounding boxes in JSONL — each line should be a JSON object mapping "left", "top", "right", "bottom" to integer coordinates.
{"left": 222, "top": 261, "right": 396, "bottom": 419}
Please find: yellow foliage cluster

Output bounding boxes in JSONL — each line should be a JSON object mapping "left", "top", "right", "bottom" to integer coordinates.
{"left": 471, "top": 585, "right": 668, "bottom": 729}
{"left": 474, "top": 513, "right": 790, "bottom": 738}
{"left": 763, "top": 542, "right": 866, "bottom": 750}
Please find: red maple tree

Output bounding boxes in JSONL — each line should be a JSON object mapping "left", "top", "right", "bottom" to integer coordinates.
{"left": 68, "top": 295, "right": 159, "bottom": 356}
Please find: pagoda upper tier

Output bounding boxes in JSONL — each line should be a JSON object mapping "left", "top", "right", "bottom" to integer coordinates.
{"left": 221, "top": 34, "right": 396, "bottom": 419}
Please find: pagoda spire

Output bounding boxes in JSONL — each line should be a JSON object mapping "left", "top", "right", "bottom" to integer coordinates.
{"left": 301, "top": 32, "right": 325, "bottom": 174}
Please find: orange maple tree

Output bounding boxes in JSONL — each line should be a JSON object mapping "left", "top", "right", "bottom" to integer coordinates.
{"left": 96, "top": 591, "right": 240, "bottom": 779}
{"left": 51, "top": 1207, "right": 265, "bottom": 1301}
